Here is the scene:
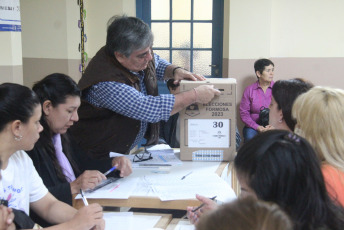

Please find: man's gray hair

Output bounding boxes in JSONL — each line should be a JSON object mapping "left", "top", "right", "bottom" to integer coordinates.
{"left": 106, "top": 15, "right": 154, "bottom": 57}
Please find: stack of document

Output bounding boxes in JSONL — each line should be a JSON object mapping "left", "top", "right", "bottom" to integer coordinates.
{"left": 146, "top": 144, "right": 174, "bottom": 154}
{"left": 110, "top": 144, "right": 182, "bottom": 168}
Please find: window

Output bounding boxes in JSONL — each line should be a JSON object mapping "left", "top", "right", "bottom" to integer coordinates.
{"left": 137, "top": 0, "right": 223, "bottom": 78}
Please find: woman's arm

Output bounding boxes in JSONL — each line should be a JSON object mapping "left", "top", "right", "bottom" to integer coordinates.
{"left": 30, "top": 193, "right": 104, "bottom": 230}
{"left": 30, "top": 193, "right": 76, "bottom": 225}
{"left": 239, "top": 87, "right": 259, "bottom": 130}
{"left": 186, "top": 194, "right": 218, "bottom": 225}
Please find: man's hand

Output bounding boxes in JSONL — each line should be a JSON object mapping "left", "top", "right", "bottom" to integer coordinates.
{"left": 111, "top": 156, "right": 132, "bottom": 177}
{"left": 194, "top": 85, "right": 221, "bottom": 104}
{"left": 173, "top": 68, "right": 206, "bottom": 84}
{"left": 171, "top": 85, "right": 220, "bottom": 115}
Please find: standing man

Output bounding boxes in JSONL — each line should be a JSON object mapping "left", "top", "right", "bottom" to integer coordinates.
{"left": 70, "top": 16, "right": 220, "bottom": 172}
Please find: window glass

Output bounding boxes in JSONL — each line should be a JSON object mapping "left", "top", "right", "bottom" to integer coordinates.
{"left": 194, "top": 23, "right": 212, "bottom": 48}
{"left": 172, "top": 50, "right": 190, "bottom": 70}
{"left": 194, "top": 0, "right": 212, "bottom": 20}
{"left": 152, "top": 23, "right": 170, "bottom": 48}
{"left": 151, "top": 0, "right": 169, "bottom": 20}
{"left": 172, "top": 0, "right": 191, "bottom": 20}
{"left": 172, "top": 23, "right": 190, "bottom": 48}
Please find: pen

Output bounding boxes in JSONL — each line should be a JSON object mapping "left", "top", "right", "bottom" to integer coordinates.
{"left": 80, "top": 189, "right": 89, "bottom": 206}
{"left": 138, "top": 164, "right": 172, "bottom": 166}
{"left": 192, "top": 196, "right": 217, "bottom": 212}
{"left": 103, "top": 166, "right": 117, "bottom": 176}
{"left": 181, "top": 171, "right": 193, "bottom": 180}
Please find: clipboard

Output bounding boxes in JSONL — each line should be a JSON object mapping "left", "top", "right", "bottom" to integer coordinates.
{"left": 84, "top": 177, "right": 119, "bottom": 193}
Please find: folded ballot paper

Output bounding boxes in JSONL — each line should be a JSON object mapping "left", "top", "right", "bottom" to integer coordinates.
{"left": 110, "top": 144, "right": 182, "bottom": 167}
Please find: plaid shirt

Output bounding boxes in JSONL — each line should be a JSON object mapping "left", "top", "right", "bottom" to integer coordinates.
{"left": 85, "top": 54, "right": 175, "bottom": 150}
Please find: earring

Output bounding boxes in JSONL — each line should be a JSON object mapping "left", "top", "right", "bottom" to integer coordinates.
{"left": 278, "top": 119, "right": 283, "bottom": 123}
{"left": 14, "top": 135, "right": 23, "bottom": 141}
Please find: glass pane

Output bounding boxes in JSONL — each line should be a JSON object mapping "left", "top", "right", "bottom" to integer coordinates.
{"left": 193, "top": 51, "right": 211, "bottom": 76}
{"left": 172, "top": 0, "right": 191, "bottom": 20}
{"left": 151, "top": 23, "right": 169, "bottom": 48}
{"left": 151, "top": 0, "right": 169, "bottom": 20}
{"left": 172, "top": 50, "right": 190, "bottom": 71}
{"left": 172, "top": 23, "right": 190, "bottom": 48}
{"left": 155, "top": 50, "right": 170, "bottom": 62}
{"left": 194, "top": 23, "right": 212, "bottom": 48}
{"left": 194, "top": 0, "right": 212, "bottom": 20}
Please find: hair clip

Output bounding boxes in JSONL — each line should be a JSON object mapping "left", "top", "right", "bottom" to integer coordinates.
{"left": 285, "top": 133, "right": 301, "bottom": 144}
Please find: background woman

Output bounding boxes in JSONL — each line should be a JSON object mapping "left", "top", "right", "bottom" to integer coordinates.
{"left": 293, "top": 86, "right": 344, "bottom": 206}
{"left": 268, "top": 78, "right": 313, "bottom": 131}
{"left": 234, "top": 130, "right": 344, "bottom": 230}
{"left": 0, "top": 82, "right": 104, "bottom": 229}
{"left": 239, "top": 59, "right": 274, "bottom": 142}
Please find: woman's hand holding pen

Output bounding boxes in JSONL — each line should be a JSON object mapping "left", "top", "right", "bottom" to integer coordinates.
{"left": 69, "top": 203, "right": 104, "bottom": 230}
{"left": 70, "top": 170, "right": 106, "bottom": 194}
{"left": 186, "top": 194, "right": 218, "bottom": 225}
{"left": 111, "top": 156, "right": 132, "bottom": 177}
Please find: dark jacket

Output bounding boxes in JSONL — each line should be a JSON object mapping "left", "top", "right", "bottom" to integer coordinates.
{"left": 27, "top": 134, "right": 82, "bottom": 227}
{"left": 159, "top": 113, "right": 180, "bottom": 148}
{"left": 70, "top": 46, "right": 159, "bottom": 159}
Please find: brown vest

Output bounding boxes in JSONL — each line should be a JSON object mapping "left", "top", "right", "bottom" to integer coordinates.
{"left": 70, "top": 46, "right": 159, "bottom": 159}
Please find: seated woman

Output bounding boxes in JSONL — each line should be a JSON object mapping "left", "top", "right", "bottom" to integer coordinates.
{"left": 28, "top": 73, "right": 132, "bottom": 226}
{"left": 268, "top": 78, "right": 313, "bottom": 131}
{"left": 293, "top": 86, "right": 344, "bottom": 206}
{"left": 196, "top": 197, "right": 292, "bottom": 230}
{"left": 187, "top": 130, "right": 344, "bottom": 230}
{"left": 0, "top": 83, "right": 104, "bottom": 229}
{"left": 239, "top": 59, "right": 274, "bottom": 142}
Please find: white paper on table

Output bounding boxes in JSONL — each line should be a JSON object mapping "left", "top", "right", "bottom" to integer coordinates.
{"left": 174, "top": 220, "right": 195, "bottom": 230}
{"left": 104, "top": 212, "right": 162, "bottom": 230}
{"left": 75, "top": 177, "right": 139, "bottom": 199}
{"left": 145, "top": 172, "right": 236, "bottom": 202}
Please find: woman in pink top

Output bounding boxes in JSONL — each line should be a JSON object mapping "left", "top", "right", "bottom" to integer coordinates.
{"left": 239, "top": 59, "right": 274, "bottom": 143}
{"left": 293, "top": 86, "right": 344, "bottom": 206}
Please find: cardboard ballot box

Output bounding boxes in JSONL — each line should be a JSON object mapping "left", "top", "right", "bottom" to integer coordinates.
{"left": 179, "top": 78, "right": 236, "bottom": 161}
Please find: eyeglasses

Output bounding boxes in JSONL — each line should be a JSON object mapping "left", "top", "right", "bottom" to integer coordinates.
{"left": 133, "top": 148, "right": 153, "bottom": 162}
